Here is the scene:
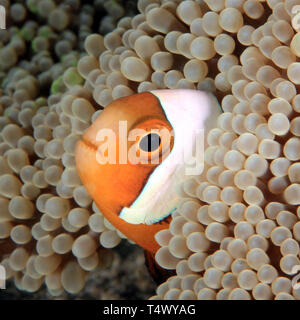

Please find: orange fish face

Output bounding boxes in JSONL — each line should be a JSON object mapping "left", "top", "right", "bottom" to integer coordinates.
{"left": 75, "top": 89, "right": 221, "bottom": 254}
{"left": 76, "top": 92, "right": 174, "bottom": 253}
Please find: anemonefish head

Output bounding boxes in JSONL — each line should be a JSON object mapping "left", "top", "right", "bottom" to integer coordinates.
{"left": 75, "top": 89, "right": 221, "bottom": 254}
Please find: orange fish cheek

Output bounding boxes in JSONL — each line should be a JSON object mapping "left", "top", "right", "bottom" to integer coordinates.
{"left": 75, "top": 92, "right": 176, "bottom": 253}
{"left": 75, "top": 139, "right": 170, "bottom": 254}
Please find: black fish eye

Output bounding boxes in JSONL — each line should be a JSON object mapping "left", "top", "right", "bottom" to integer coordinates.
{"left": 139, "top": 133, "right": 161, "bottom": 152}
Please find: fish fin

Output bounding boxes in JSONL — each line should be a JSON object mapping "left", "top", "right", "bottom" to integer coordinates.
{"left": 144, "top": 250, "right": 176, "bottom": 285}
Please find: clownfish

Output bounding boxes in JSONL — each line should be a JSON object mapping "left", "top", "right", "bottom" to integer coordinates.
{"left": 75, "top": 89, "right": 221, "bottom": 278}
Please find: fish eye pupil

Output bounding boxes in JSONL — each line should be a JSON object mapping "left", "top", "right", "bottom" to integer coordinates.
{"left": 139, "top": 133, "right": 161, "bottom": 152}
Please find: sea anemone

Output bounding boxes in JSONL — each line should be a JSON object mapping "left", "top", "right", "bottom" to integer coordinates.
{"left": 1, "top": 0, "right": 300, "bottom": 300}
{"left": 0, "top": 0, "right": 137, "bottom": 297}
{"left": 72, "top": 0, "right": 300, "bottom": 300}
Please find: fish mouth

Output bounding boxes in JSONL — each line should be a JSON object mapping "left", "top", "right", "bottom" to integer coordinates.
{"left": 77, "top": 137, "right": 105, "bottom": 160}
{"left": 81, "top": 137, "right": 97, "bottom": 150}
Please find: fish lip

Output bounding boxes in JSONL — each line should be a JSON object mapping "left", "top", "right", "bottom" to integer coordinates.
{"left": 80, "top": 137, "right": 97, "bottom": 151}
{"left": 76, "top": 138, "right": 106, "bottom": 164}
